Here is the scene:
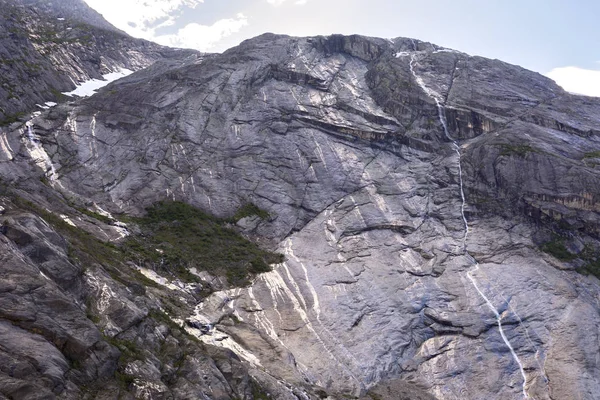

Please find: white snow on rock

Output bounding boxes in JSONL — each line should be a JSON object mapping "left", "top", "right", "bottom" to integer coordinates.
{"left": 36, "top": 101, "right": 58, "bottom": 110}
{"left": 62, "top": 69, "right": 133, "bottom": 97}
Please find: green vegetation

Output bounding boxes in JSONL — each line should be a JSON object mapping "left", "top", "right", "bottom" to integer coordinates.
{"left": 115, "top": 371, "right": 135, "bottom": 389}
{"left": 583, "top": 150, "right": 600, "bottom": 159}
{"left": 172, "top": 353, "right": 186, "bottom": 370}
{"left": 578, "top": 245, "right": 600, "bottom": 279}
{"left": 105, "top": 336, "right": 144, "bottom": 362}
{"left": 85, "top": 297, "right": 101, "bottom": 323}
{"left": 498, "top": 144, "right": 538, "bottom": 157}
{"left": 48, "top": 87, "right": 69, "bottom": 102}
{"left": 250, "top": 379, "right": 271, "bottom": 400}
{"left": 103, "top": 335, "right": 143, "bottom": 390}
{"left": 540, "top": 238, "right": 576, "bottom": 261}
{"left": 581, "top": 259, "right": 600, "bottom": 278}
{"left": 30, "top": 26, "right": 76, "bottom": 45}
{"left": 540, "top": 236, "right": 600, "bottom": 279}
{"left": 123, "top": 201, "right": 282, "bottom": 286}
{"left": 7, "top": 193, "right": 280, "bottom": 289}
{"left": 148, "top": 309, "right": 183, "bottom": 332}
{"left": 75, "top": 206, "right": 112, "bottom": 224}
{"left": 230, "top": 202, "right": 270, "bottom": 222}
{"left": 11, "top": 195, "right": 126, "bottom": 266}
{"left": 7, "top": 88, "right": 18, "bottom": 100}
{"left": 0, "top": 111, "right": 25, "bottom": 126}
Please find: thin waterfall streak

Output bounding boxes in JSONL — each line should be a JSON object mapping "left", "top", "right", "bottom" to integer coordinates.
{"left": 490, "top": 286, "right": 549, "bottom": 382}
{"left": 409, "top": 53, "right": 529, "bottom": 398}
{"left": 467, "top": 269, "right": 529, "bottom": 399}
{"left": 26, "top": 121, "right": 57, "bottom": 181}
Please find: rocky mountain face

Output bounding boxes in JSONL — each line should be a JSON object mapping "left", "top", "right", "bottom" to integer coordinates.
{"left": 0, "top": 0, "right": 198, "bottom": 125}
{"left": 0, "top": 6, "right": 599, "bottom": 400}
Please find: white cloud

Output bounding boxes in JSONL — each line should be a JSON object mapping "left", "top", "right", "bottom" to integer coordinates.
{"left": 267, "top": 0, "right": 308, "bottom": 5}
{"left": 546, "top": 66, "right": 600, "bottom": 97}
{"left": 84, "top": 0, "right": 204, "bottom": 40}
{"left": 84, "top": 0, "right": 248, "bottom": 52}
{"left": 154, "top": 14, "right": 248, "bottom": 52}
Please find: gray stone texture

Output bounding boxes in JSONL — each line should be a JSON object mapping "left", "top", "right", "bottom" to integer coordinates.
{"left": 0, "top": 11, "right": 599, "bottom": 400}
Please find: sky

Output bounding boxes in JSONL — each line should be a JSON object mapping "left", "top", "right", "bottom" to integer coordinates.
{"left": 83, "top": 0, "right": 600, "bottom": 97}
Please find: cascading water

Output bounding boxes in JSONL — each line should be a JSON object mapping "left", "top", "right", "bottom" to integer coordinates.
{"left": 408, "top": 53, "right": 529, "bottom": 399}
{"left": 25, "top": 120, "right": 58, "bottom": 182}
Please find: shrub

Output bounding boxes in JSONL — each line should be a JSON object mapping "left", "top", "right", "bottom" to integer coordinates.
{"left": 540, "top": 239, "right": 575, "bottom": 261}
{"left": 229, "top": 202, "right": 270, "bottom": 222}
{"left": 123, "top": 201, "right": 281, "bottom": 286}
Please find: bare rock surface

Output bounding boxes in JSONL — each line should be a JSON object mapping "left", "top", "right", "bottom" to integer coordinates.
{"left": 0, "top": 0, "right": 199, "bottom": 125}
{"left": 0, "top": 16, "right": 599, "bottom": 400}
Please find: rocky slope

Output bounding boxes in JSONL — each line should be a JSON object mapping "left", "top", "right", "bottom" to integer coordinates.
{"left": 0, "top": 14, "right": 599, "bottom": 400}
{"left": 0, "top": 0, "right": 198, "bottom": 125}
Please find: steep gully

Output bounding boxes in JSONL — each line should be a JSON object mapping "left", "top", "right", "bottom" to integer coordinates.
{"left": 25, "top": 117, "right": 57, "bottom": 183}
{"left": 408, "top": 53, "right": 530, "bottom": 398}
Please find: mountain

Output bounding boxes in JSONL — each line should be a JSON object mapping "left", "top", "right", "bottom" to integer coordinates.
{"left": 0, "top": 0, "right": 198, "bottom": 125}
{"left": 0, "top": 3, "right": 599, "bottom": 399}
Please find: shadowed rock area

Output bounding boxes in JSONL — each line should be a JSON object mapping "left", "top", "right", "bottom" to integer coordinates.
{"left": 0, "top": 6, "right": 599, "bottom": 400}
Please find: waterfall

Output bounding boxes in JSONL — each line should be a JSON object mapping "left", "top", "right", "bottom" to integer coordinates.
{"left": 25, "top": 121, "right": 58, "bottom": 181}
{"left": 408, "top": 53, "right": 529, "bottom": 399}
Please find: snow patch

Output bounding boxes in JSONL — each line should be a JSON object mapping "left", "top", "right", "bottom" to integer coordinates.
{"left": 62, "top": 69, "right": 133, "bottom": 97}
{"left": 35, "top": 102, "right": 57, "bottom": 110}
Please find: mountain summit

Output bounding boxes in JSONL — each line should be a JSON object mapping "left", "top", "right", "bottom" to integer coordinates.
{"left": 0, "top": 3, "right": 599, "bottom": 399}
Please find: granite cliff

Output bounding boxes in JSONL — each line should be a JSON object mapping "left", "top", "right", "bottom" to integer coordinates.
{"left": 0, "top": 3, "right": 599, "bottom": 399}
{"left": 0, "top": 0, "right": 198, "bottom": 125}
